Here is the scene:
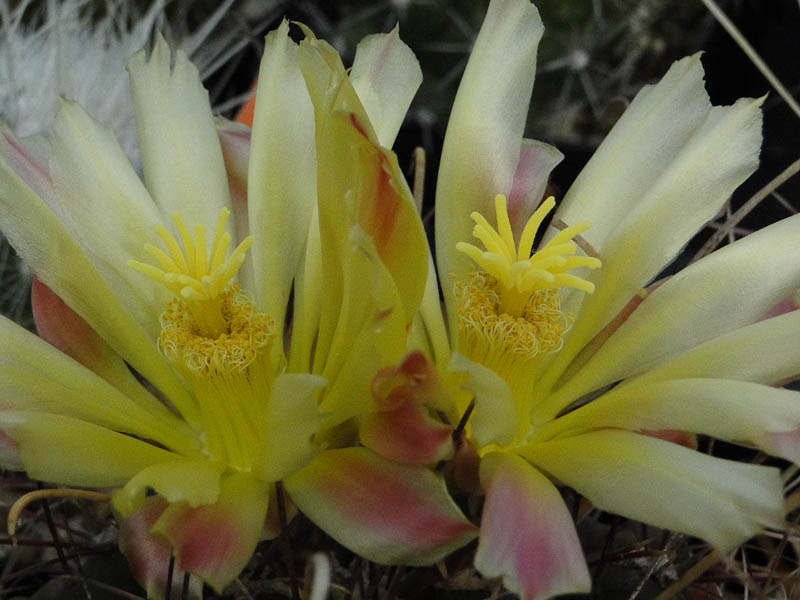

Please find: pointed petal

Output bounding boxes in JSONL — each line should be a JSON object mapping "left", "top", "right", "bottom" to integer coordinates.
{"left": 450, "top": 353, "right": 517, "bottom": 448}
{"left": 152, "top": 472, "right": 270, "bottom": 592}
{"left": 536, "top": 378, "right": 800, "bottom": 463}
{"left": 49, "top": 98, "right": 167, "bottom": 326}
{"left": 524, "top": 429, "right": 784, "bottom": 552}
{"left": 128, "top": 35, "right": 232, "bottom": 234}
{"left": 475, "top": 453, "right": 591, "bottom": 600}
{"left": 545, "top": 60, "right": 763, "bottom": 398}
{"left": 628, "top": 309, "right": 800, "bottom": 388}
{"left": 0, "top": 314, "right": 197, "bottom": 455}
{"left": 248, "top": 21, "right": 316, "bottom": 330}
{"left": 0, "top": 129, "right": 196, "bottom": 423}
{"left": 112, "top": 460, "right": 225, "bottom": 518}
{"left": 284, "top": 447, "right": 477, "bottom": 565}
{"left": 554, "top": 54, "right": 714, "bottom": 252}
{"left": 256, "top": 373, "right": 327, "bottom": 482}
{"left": 350, "top": 25, "right": 422, "bottom": 148}
{"left": 435, "top": 0, "right": 544, "bottom": 329}
{"left": 31, "top": 278, "right": 173, "bottom": 420}
{"left": 544, "top": 213, "right": 800, "bottom": 416}
{"left": 360, "top": 401, "right": 454, "bottom": 465}
{"left": 118, "top": 496, "right": 201, "bottom": 600}
{"left": 0, "top": 411, "right": 179, "bottom": 487}
{"left": 506, "top": 140, "right": 563, "bottom": 240}
{"left": 298, "top": 34, "right": 428, "bottom": 331}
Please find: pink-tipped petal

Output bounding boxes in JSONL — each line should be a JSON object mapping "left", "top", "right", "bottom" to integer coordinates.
{"left": 476, "top": 453, "right": 591, "bottom": 600}
{"left": 360, "top": 400, "right": 454, "bottom": 465}
{"left": 0, "top": 125, "right": 55, "bottom": 206}
{"left": 284, "top": 447, "right": 477, "bottom": 565}
{"left": 33, "top": 277, "right": 105, "bottom": 365}
{"left": 216, "top": 119, "right": 251, "bottom": 237}
{"left": 118, "top": 496, "right": 201, "bottom": 600}
{"left": 30, "top": 278, "right": 181, "bottom": 419}
{"left": 506, "top": 140, "right": 563, "bottom": 237}
{"left": 152, "top": 472, "right": 269, "bottom": 592}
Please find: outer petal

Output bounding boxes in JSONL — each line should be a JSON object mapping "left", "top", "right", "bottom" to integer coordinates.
{"left": 256, "top": 373, "right": 327, "bottom": 482}
{"left": 0, "top": 131, "right": 196, "bottom": 424}
{"left": 0, "top": 411, "right": 179, "bottom": 487}
{"left": 475, "top": 453, "right": 591, "bottom": 600}
{"left": 542, "top": 213, "right": 800, "bottom": 417}
{"left": 248, "top": 21, "right": 316, "bottom": 332}
{"left": 128, "top": 35, "right": 232, "bottom": 234}
{"left": 524, "top": 429, "right": 784, "bottom": 552}
{"left": 0, "top": 313, "right": 197, "bottom": 455}
{"left": 360, "top": 401, "right": 454, "bottom": 465}
{"left": 152, "top": 472, "right": 270, "bottom": 592}
{"left": 31, "top": 278, "right": 173, "bottom": 419}
{"left": 350, "top": 25, "right": 422, "bottom": 148}
{"left": 535, "top": 378, "right": 800, "bottom": 463}
{"left": 543, "top": 63, "right": 763, "bottom": 397}
{"left": 118, "top": 496, "right": 203, "bottom": 600}
{"left": 435, "top": 0, "right": 543, "bottom": 329}
{"left": 299, "top": 32, "right": 428, "bottom": 331}
{"left": 284, "top": 447, "right": 477, "bottom": 565}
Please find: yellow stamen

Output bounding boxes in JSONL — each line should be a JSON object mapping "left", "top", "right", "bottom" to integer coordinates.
{"left": 456, "top": 195, "right": 601, "bottom": 318}
{"left": 129, "top": 208, "right": 253, "bottom": 337}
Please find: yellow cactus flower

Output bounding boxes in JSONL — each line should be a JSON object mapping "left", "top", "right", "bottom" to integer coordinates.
{"left": 0, "top": 22, "right": 476, "bottom": 596}
{"left": 386, "top": 0, "right": 800, "bottom": 598}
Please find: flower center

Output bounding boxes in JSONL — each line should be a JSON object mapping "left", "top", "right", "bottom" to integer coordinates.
{"left": 129, "top": 209, "right": 276, "bottom": 470}
{"left": 128, "top": 209, "right": 253, "bottom": 338}
{"left": 455, "top": 195, "right": 601, "bottom": 437}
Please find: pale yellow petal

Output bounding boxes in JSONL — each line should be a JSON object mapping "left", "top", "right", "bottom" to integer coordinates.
{"left": 542, "top": 213, "right": 800, "bottom": 417}
{"left": 128, "top": 35, "right": 233, "bottom": 235}
{"left": 0, "top": 153, "right": 197, "bottom": 424}
{"left": 525, "top": 429, "right": 784, "bottom": 552}
{"left": 248, "top": 20, "right": 316, "bottom": 332}
{"left": 49, "top": 99, "right": 169, "bottom": 327}
{"left": 535, "top": 378, "right": 800, "bottom": 464}
{"left": 1, "top": 412, "right": 179, "bottom": 488}
{"left": 435, "top": 0, "right": 543, "bottom": 332}
{"left": 350, "top": 25, "right": 422, "bottom": 148}
{"left": 543, "top": 66, "right": 763, "bottom": 400}
{"left": 0, "top": 315, "right": 198, "bottom": 456}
